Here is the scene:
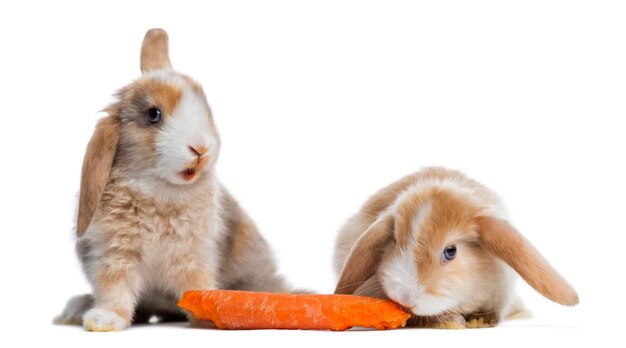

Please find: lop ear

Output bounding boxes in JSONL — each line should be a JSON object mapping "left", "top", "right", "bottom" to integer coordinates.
{"left": 140, "top": 28, "right": 172, "bottom": 74}
{"left": 76, "top": 115, "right": 119, "bottom": 237}
{"left": 334, "top": 215, "right": 394, "bottom": 295}
{"left": 477, "top": 216, "right": 579, "bottom": 306}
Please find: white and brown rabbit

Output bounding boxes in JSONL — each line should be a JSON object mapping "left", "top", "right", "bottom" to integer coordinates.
{"left": 54, "top": 29, "right": 289, "bottom": 331}
{"left": 334, "top": 167, "right": 578, "bottom": 328}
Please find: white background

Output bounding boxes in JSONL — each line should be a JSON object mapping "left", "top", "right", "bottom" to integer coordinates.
{"left": 0, "top": 0, "right": 623, "bottom": 346}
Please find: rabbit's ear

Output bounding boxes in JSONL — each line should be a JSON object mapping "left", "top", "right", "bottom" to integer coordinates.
{"left": 140, "top": 28, "right": 172, "bottom": 74}
{"left": 334, "top": 215, "right": 394, "bottom": 294}
{"left": 477, "top": 216, "right": 579, "bottom": 306}
{"left": 76, "top": 115, "right": 119, "bottom": 237}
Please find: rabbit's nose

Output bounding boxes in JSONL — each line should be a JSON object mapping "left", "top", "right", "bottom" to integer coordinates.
{"left": 189, "top": 145, "right": 208, "bottom": 157}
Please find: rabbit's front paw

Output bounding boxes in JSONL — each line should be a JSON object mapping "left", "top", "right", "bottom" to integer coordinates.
{"left": 83, "top": 308, "right": 130, "bottom": 332}
{"left": 465, "top": 312, "right": 499, "bottom": 328}
{"left": 433, "top": 314, "right": 466, "bottom": 329}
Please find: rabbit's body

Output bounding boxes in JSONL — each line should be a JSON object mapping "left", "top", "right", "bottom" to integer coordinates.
{"left": 71, "top": 177, "right": 286, "bottom": 328}
{"left": 55, "top": 29, "right": 287, "bottom": 331}
{"left": 334, "top": 167, "right": 578, "bottom": 328}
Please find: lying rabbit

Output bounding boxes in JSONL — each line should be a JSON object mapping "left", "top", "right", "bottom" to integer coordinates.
{"left": 334, "top": 167, "right": 578, "bottom": 328}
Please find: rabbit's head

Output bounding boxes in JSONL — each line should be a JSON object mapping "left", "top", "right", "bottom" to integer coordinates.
{"left": 335, "top": 177, "right": 579, "bottom": 316}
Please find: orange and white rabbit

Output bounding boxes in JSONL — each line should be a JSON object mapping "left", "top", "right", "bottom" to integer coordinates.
{"left": 54, "top": 29, "right": 289, "bottom": 331}
{"left": 334, "top": 167, "right": 578, "bottom": 328}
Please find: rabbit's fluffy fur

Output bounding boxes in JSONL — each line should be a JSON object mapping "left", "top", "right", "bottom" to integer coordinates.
{"left": 54, "top": 29, "right": 288, "bottom": 331}
{"left": 334, "top": 167, "right": 578, "bottom": 328}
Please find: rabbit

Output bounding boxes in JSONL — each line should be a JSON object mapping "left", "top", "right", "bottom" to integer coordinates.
{"left": 53, "top": 29, "right": 289, "bottom": 331}
{"left": 333, "top": 167, "right": 578, "bottom": 328}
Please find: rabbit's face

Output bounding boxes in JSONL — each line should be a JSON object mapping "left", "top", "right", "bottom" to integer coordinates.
{"left": 114, "top": 70, "right": 220, "bottom": 185}
{"left": 379, "top": 188, "right": 493, "bottom": 316}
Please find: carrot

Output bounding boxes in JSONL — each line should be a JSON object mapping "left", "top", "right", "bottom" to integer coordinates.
{"left": 178, "top": 290, "right": 411, "bottom": 331}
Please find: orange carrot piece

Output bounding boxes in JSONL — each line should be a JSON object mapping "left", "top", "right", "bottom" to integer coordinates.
{"left": 178, "top": 290, "right": 410, "bottom": 331}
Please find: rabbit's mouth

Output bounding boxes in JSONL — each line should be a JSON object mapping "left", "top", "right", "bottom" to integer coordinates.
{"left": 180, "top": 156, "right": 210, "bottom": 182}
{"left": 181, "top": 167, "right": 198, "bottom": 181}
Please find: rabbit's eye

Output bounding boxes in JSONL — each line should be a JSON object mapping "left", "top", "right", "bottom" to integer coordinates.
{"left": 442, "top": 245, "right": 457, "bottom": 263}
{"left": 147, "top": 107, "right": 162, "bottom": 124}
